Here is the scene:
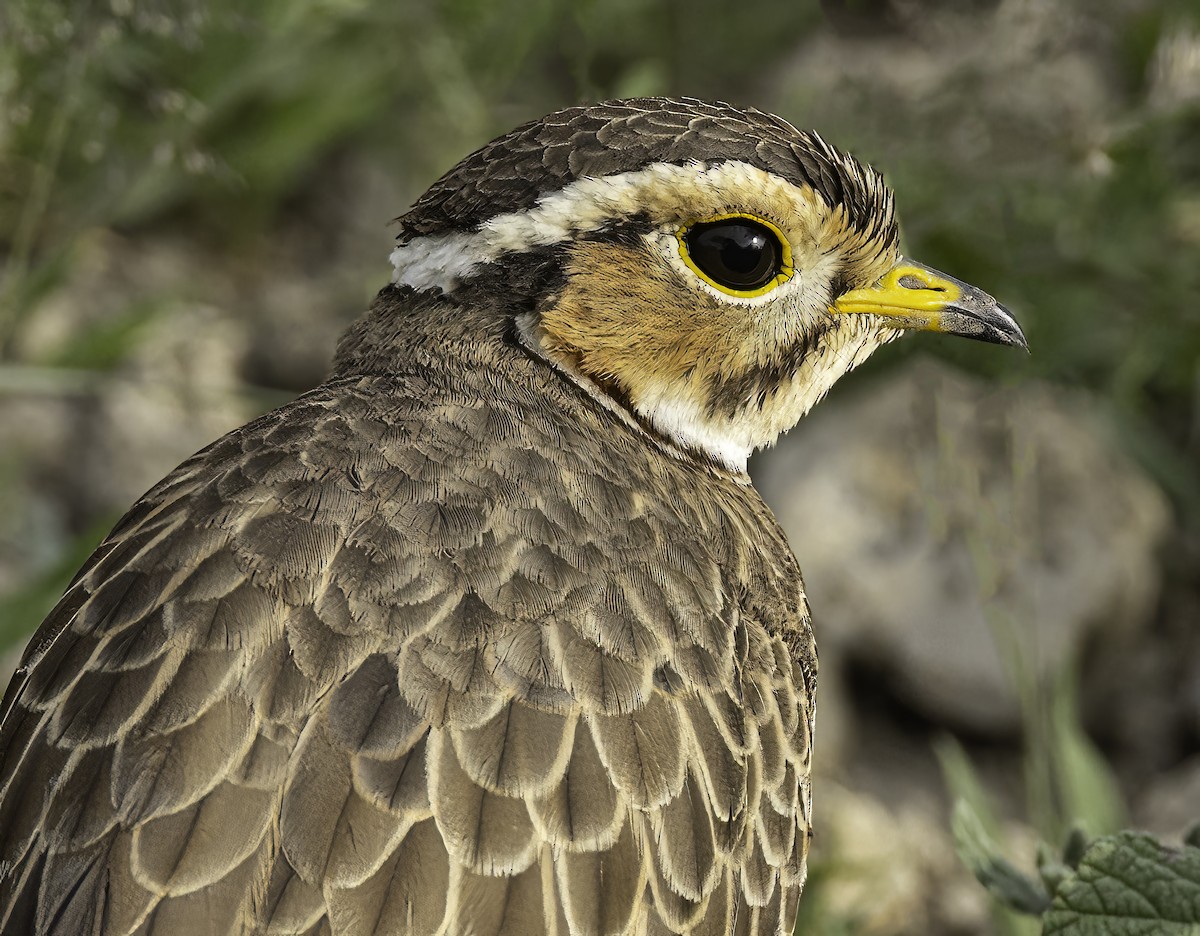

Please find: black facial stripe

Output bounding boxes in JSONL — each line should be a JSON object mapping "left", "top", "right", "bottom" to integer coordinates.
{"left": 578, "top": 211, "right": 659, "bottom": 247}
{"left": 705, "top": 319, "right": 835, "bottom": 418}
{"left": 453, "top": 244, "right": 570, "bottom": 311}
{"left": 828, "top": 267, "right": 852, "bottom": 298}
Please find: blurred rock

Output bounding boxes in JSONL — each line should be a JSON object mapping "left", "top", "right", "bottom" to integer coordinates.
{"left": 1134, "top": 754, "right": 1200, "bottom": 846}
{"left": 9, "top": 230, "right": 262, "bottom": 518}
{"left": 1, "top": 231, "right": 271, "bottom": 673}
{"left": 1188, "top": 655, "right": 1200, "bottom": 741}
{"left": 237, "top": 151, "right": 400, "bottom": 392}
{"left": 782, "top": 0, "right": 1120, "bottom": 163}
{"left": 810, "top": 780, "right": 993, "bottom": 935}
{"left": 1081, "top": 584, "right": 1200, "bottom": 781}
{"left": 755, "top": 356, "right": 1170, "bottom": 738}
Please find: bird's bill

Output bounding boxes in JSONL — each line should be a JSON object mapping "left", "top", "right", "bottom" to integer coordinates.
{"left": 831, "top": 258, "right": 1027, "bottom": 349}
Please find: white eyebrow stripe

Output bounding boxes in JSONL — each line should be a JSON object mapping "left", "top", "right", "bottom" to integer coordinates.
{"left": 389, "top": 160, "right": 807, "bottom": 292}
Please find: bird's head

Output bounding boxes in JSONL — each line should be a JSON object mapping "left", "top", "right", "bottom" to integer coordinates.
{"left": 388, "top": 97, "right": 1025, "bottom": 472}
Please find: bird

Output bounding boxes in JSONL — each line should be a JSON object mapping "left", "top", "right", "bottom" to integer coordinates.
{"left": 0, "top": 97, "right": 1024, "bottom": 936}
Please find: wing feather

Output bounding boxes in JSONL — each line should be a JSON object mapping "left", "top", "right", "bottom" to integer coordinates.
{"left": 0, "top": 358, "right": 815, "bottom": 935}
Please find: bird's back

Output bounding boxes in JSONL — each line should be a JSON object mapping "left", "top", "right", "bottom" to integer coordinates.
{"left": 0, "top": 285, "right": 816, "bottom": 935}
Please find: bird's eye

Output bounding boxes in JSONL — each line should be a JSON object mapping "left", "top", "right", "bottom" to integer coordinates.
{"left": 679, "top": 215, "right": 792, "bottom": 297}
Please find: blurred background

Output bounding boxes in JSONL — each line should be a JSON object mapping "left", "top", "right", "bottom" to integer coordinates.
{"left": 1, "top": 0, "right": 1197, "bottom": 932}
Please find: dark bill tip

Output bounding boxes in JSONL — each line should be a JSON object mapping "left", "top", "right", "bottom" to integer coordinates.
{"left": 941, "top": 299, "right": 1029, "bottom": 351}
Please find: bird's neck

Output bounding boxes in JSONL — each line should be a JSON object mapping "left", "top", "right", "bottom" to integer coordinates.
{"left": 335, "top": 283, "right": 896, "bottom": 477}
{"left": 332, "top": 283, "right": 521, "bottom": 380}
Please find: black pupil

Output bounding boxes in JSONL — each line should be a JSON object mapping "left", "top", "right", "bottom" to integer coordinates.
{"left": 686, "top": 219, "right": 781, "bottom": 290}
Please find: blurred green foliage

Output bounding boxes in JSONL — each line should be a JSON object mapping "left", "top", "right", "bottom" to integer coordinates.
{"left": 0, "top": 0, "right": 825, "bottom": 247}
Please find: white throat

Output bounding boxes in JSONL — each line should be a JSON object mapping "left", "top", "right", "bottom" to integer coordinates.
{"left": 635, "top": 392, "right": 754, "bottom": 472}
{"left": 630, "top": 316, "right": 897, "bottom": 473}
{"left": 516, "top": 314, "right": 753, "bottom": 474}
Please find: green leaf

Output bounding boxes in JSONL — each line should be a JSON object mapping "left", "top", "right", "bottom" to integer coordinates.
{"left": 938, "top": 736, "right": 1044, "bottom": 934}
{"left": 1042, "top": 832, "right": 1200, "bottom": 935}
{"left": 1046, "top": 670, "right": 1127, "bottom": 839}
{"left": 950, "top": 798, "right": 1052, "bottom": 917}
{"left": 936, "top": 734, "right": 1004, "bottom": 838}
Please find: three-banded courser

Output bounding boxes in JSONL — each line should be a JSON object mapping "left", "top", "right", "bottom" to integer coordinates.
{"left": 0, "top": 97, "right": 1024, "bottom": 936}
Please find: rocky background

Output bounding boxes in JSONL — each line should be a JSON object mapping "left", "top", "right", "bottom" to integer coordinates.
{"left": 2, "top": 1, "right": 1197, "bottom": 933}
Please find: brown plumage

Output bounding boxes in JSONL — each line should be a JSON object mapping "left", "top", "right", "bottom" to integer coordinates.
{"left": 0, "top": 97, "right": 1023, "bottom": 935}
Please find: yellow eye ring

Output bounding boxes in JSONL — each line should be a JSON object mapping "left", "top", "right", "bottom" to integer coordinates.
{"left": 676, "top": 212, "right": 794, "bottom": 298}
